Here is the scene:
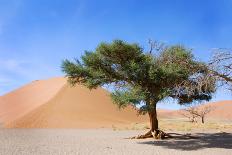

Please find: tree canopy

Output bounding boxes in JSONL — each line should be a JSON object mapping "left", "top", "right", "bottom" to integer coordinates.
{"left": 62, "top": 40, "right": 216, "bottom": 139}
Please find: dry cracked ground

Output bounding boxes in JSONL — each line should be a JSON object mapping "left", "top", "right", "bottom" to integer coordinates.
{"left": 0, "top": 129, "right": 232, "bottom": 155}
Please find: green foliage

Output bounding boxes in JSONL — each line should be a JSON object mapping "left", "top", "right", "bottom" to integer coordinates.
{"left": 62, "top": 40, "right": 216, "bottom": 114}
{"left": 111, "top": 87, "right": 145, "bottom": 109}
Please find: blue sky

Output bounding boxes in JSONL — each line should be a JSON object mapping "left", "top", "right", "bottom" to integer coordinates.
{"left": 0, "top": 0, "right": 231, "bottom": 109}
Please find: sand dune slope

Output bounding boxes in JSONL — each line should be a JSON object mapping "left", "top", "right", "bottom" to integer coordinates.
{"left": 0, "top": 77, "right": 66, "bottom": 123}
{"left": 6, "top": 82, "right": 147, "bottom": 128}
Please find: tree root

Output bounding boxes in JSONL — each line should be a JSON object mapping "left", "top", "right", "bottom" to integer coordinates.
{"left": 130, "top": 129, "right": 173, "bottom": 139}
{"left": 131, "top": 130, "right": 153, "bottom": 139}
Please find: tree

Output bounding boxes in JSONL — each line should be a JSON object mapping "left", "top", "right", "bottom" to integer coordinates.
{"left": 62, "top": 40, "right": 216, "bottom": 139}
{"left": 181, "top": 105, "right": 213, "bottom": 124}
{"left": 209, "top": 49, "right": 232, "bottom": 91}
{"left": 180, "top": 106, "right": 198, "bottom": 123}
{"left": 197, "top": 105, "right": 213, "bottom": 124}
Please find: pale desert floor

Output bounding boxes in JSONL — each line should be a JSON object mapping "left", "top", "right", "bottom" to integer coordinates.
{"left": 0, "top": 129, "right": 232, "bottom": 155}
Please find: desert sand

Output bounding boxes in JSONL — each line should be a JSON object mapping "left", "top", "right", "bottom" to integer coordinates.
{"left": 0, "top": 129, "right": 231, "bottom": 155}
{"left": 3, "top": 77, "right": 147, "bottom": 128}
{"left": 0, "top": 77, "right": 232, "bottom": 154}
{"left": 0, "top": 77, "right": 66, "bottom": 123}
{"left": 0, "top": 77, "right": 231, "bottom": 128}
{"left": 204, "top": 100, "right": 232, "bottom": 119}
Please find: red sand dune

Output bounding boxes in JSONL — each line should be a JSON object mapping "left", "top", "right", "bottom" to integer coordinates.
{"left": 202, "top": 100, "right": 232, "bottom": 120}
{"left": 157, "top": 109, "right": 175, "bottom": 118}
{"left": 1, "top": 77, "right": 231, "bottom": 128}
{"left": 3, "top": 77, "right": 147, "bottom": 128}
{"left": 0, "top": 77, "right": 66, "bottom": 123}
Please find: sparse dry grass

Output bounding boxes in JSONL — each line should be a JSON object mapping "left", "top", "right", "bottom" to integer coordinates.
{"left": 112, "top": 118, "right": 232, "bottom": 132}
{"left": 158, "top": 118, "right": 232, "bottom": 132}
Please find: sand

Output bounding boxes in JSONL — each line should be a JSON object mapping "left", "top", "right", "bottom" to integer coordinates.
{"left": 1, "top": 76, "right": 231, "bottom": 128}
{"left": 206, "top": 100, "right": 232, "bottom": 119}
{"left": 158, "top": 100, "right": 232, "bottom": 120}
{"left": 5, "top": 77, "right": 147, "bottom": 128}
{"left": 1, "top": 77, "right": 231, "bottom": 154}
{"left": 0, "top": 77, "right": 66, "bottom": 123}
{"left": 0, "top": 129, "right": 231, "bottom": 155}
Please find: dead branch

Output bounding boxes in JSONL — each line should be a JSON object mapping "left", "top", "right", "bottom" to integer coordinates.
{"left": 209, "top": 49, "right": 232, "bottom": 91}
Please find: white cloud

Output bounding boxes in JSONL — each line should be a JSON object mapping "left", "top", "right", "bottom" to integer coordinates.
{"left": 0, "top": 74, "right": 18, "bottom": 95}
{"left": 0, "top": 59, "right": 29, "bottom": 74}
{"left": 0, "top": 59, "right": 39, "bottom": 95}
{"left": 0, "top": 58, "right": 61, "bottom": 82}
{"left": 0, "top": 77, "right": 13, "bottom": 86}
{"left": 0, "top": 59, "right": 27, "bottom": 88}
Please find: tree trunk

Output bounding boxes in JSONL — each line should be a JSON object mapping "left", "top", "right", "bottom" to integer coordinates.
{"left": 130, "top": 101, "right": 172, "bottom": 139}
{"left": 149, "top": 110, "right": 158, "bottom": 132}
{"left": 131, "top": 104, "right": 170, "bottom": 139}
{"left": 201, "top": 116, "right": 204, "bottom": 124}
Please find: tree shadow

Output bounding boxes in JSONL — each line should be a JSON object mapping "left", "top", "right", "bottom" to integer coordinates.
{"left": 137, "top": 132, "right": 232, "bottom": 151}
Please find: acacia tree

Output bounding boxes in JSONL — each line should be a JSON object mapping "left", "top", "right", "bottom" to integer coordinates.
{"left": 197, "top": 106, "right": 213, "bottom": 124}
{"left": 181, "top": 105, "right": 213, "bottom": 124}
{"left": 180, "top": 107, "right": 198, "bottom": 123}
{"left": 62, "top": 40, "right": 216, "bottom": 139}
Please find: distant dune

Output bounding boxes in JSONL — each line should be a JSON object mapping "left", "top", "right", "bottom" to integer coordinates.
{"left": 201, "top": 100, "right": 232, "bottom": 120}
{"left": 158, "top": 100, "right": 232, "bottom": 120}
{"left": 0, "top": 77, "right": 231, "bottom": 128}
